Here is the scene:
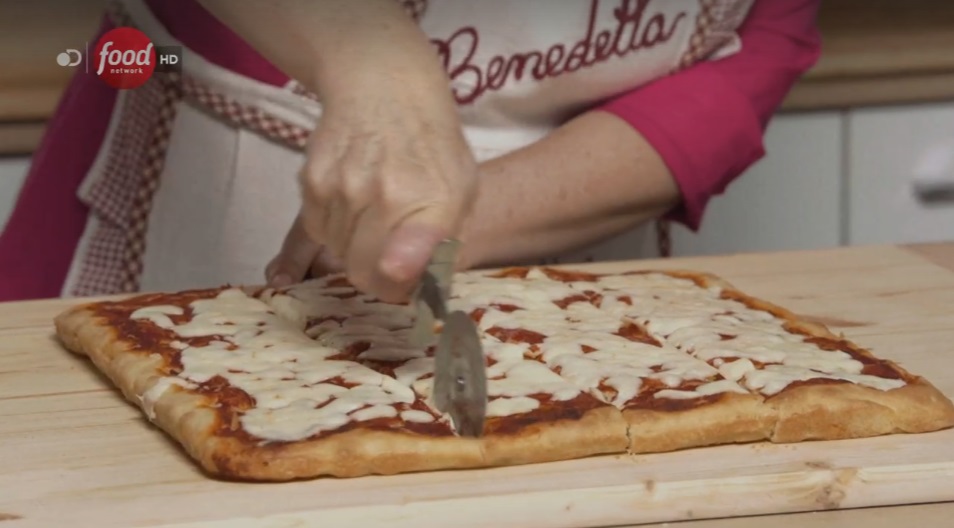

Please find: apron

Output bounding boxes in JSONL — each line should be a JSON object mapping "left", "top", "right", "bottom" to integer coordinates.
{"left": 61, "top": 0, "right": 754, "bottom": 297}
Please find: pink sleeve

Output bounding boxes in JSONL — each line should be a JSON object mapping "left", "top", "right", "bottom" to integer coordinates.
{"left": 0, "top": 17, "right": 118, "bottom": 302}
{"left": 599, "top": 0, "right": 822, "bottom": 230}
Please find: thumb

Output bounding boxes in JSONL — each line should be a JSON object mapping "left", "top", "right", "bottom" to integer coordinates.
{"left": 378, "top": 210, "right": 454, "bottom": 284}
{"left": 266, "top": 215, "right": 322, "bottom": 288}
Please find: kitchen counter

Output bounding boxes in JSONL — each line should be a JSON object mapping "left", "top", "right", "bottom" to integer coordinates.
{"left": 2, "top": 243, "right": 954, "bottom": 527}
{"left": 644, "top": 244, "right": 954, "bottom": 528}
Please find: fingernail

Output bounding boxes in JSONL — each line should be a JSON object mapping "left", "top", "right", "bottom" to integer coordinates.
{"left": 380, "top": 225, "right": 443, "bottom": 282}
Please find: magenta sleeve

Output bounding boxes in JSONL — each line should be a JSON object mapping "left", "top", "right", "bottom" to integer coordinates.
{"left": 598, "top": 0, "right": 823, "bottom": 230}
{"left": 0, "top": 18, "right": 119, "bottom": 302}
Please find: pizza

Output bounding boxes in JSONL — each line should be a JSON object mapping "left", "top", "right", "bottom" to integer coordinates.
{"left": 54, "top": 266, "right": 954, "bottom": 481}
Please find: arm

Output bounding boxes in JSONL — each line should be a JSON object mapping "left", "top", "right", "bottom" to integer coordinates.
{"left": 201, "top": 0, "right": 477, "bottom": 302}
{"left": 459, "top": 111, "right": 680, "bottom": 268}
{"left": 195, "top": 0, "right": 447, "bottom": 104}
{"left": 459, "top": 0, "right": 823, "bottom": 268}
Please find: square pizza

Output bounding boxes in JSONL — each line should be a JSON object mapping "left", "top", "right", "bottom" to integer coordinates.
{"left": 54, "top": 267, "right": 954, "bottom": 481}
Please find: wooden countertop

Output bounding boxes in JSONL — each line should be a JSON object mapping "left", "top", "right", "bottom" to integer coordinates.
{"left": 2, "top": 243, "right": 954, "bottom": 527}
{"left": 1, "top": 0, "right": 953, "bottom": 154}
{"left": 660, "top": 242, "right": 954, "bottom": 528}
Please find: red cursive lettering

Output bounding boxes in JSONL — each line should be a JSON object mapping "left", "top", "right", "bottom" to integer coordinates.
{"left": 431, "top": 0, "right": 688, "bottom": 106}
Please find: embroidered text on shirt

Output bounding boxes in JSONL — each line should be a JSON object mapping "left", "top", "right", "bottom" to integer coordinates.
{"left": 431, "top": 0, "right": 688, "bottom": 105}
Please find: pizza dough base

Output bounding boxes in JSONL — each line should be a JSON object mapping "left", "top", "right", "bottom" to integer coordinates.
{"left": 679, "top": 270, "right": 954, "bottom": 444}
{"left": 624, "top": 393, "right": 775, "bottom": 453}
{"left": 56, "top": 304, "right": 624, "bottom": 480}
{"left": 54, "top": 269, "right": 954, "bottom": 481}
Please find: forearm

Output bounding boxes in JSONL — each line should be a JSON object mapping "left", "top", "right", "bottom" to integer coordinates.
{"left": 460, "top": 111, "right": 680, "bottom": 269}
{"left": 598, "top": 0, "right": 822, "bottom": 230}
{"left": 196, "top": 0, "right": 449, "bottom": 104}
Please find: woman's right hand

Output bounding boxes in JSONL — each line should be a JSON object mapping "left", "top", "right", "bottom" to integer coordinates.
{"left": 289, "top": 87, "right": 477, "bottom": 303}
{"left": 197, "top": 0, "right": 477, "bottom": 301}
{"left": 264, "top": 82, "right": 477, "bottom": 302}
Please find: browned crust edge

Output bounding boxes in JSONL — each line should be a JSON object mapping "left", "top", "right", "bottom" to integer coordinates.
{"left": 624, "top": 392, "right": 774, "bottom": 453}
{"left": 479, "top": 406, "right": 628, "bottom": 466}
{"left": 767, "top": 380, "right": 954, "bottom": 442}
{"left": 657, "top": 269, "right": 954, "bottom": 439}
{"left": 55, "top": 304, "right": 228, "bottom": 474}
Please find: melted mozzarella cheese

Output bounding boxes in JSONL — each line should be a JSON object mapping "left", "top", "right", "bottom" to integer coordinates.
{"left": 592, "top": 272, "right": 905, "bottom": 396}
{"left": 131, "top": 268, "right": 904, "bottom": 442}
{"left": 744, "top": 364, "right": 904, "bottom": 396}
{"left": 400, "top": 410, "right": 435, "bottom": 423}
{"left": 134, "top": 288, "right": 429, "bottom": 442}
{"left": 655, "top": 379, "right": 749, "bottom": 400}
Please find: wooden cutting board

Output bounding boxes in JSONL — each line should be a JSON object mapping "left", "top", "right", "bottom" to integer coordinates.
{"left": 2, "top": 245, "right": 954, "bottom": 528}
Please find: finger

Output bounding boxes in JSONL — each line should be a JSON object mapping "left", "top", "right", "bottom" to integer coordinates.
{"left": 308, "top": 246, "right": 345, "bottom": 278}
{"left": 324, "top": 190, "right": 361, "bottom": 260}
{"left": 379, "top": 205, "right": 456, "bottom": 284}
{"left": 324, "top": 139, "right": 379, "bottom": 259}
{"left": 298, "top": 133, "right": 347, "bottom": 247}
{"left": 265, "top": 215, "right": 322, "bottom": 288}
{"left": 300, "top": 195, "right": 342, "bottom": 265}
{"left": 344, "top": 205, "right": 451, "bottom": 303}
{"left": 344, "top": 206, "right": 421, "bottom": 302}
{"left": 342, "top": 205, "right": 385, "bottom": 297}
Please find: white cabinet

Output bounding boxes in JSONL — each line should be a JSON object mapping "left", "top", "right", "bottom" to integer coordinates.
{"left": 567, "top": 112, "right": 845, "bottom": 262}
{"left": 670, "top": 112, "right": 845, "bottom": 256}
{"left": 0, "top": 157, "right": 30, "bottom": 233}
{"left": 846, "top": 102, "right": 954, "bottom": 245}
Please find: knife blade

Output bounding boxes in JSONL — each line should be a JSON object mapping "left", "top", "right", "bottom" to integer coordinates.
{"left": 410, "top": 240, "right": 487, "bottom": 437}
{"left": 432, "top": 310, "right": 487, "bottom": 437}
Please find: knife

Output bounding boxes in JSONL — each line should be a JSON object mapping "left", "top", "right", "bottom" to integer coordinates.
{"left": 409, "top": 239, "right": 487, "bottom": 438}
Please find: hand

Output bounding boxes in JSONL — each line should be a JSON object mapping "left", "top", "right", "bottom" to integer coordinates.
{"left": 265, "top": 215, "right": 344, "bottom": 287}
{"left": 197, "top": 0, "right": 477, "bottom": 301}
{"left": 267, "top": 88, "right": 478, "bottom": 302}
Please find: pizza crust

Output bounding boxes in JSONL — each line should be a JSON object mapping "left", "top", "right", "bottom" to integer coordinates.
{"left": 659, "top": 269, "right": 954, "bottom": 442}
{"left": 56, "top": 303, "right": 168, "bottom": 403}
{"left": 624, "top": 393, "right": 774, "bottom": 453}
{"left": 478, "top": 406, "right": 628, "bottom": 467}
{"left": 203, "top": 427, "right": 486, "bottom": 481}
{"left": 56, "top": 305, "right": 224, "bottom": 471}
{"left": 767, "top": 380, "right": 954, "bottom": 443}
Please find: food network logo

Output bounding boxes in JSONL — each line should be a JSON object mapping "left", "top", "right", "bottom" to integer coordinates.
{"left": 57, "top": 27, "right": 181, "bottom": 90}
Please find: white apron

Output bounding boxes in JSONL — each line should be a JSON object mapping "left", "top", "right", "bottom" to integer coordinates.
{"left": 61, "top": 0, "right": 754, "bottom": 297}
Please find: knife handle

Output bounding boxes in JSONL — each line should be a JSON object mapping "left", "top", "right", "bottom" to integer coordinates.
{"left": 419, "top": 271, "right": 448, "bottom": 320}
{"left": 427, "top": 239, "right": 461, "bottom": 292}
